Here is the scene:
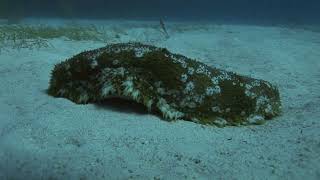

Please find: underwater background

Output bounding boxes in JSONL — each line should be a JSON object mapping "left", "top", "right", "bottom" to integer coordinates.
{"left": 0, "top": 0, "right": 319, "bottom": 24}
{"left": 0, "top": 0, "right": 320, "bottom": 180}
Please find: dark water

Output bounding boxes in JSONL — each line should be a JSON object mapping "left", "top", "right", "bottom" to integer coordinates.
{"left": 0, "top": 0, "right": 319, "bottom": 25}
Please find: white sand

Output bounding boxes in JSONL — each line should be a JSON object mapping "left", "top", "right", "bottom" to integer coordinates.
{"left": 0, "top": 20, "right": 319, "bottom": 179}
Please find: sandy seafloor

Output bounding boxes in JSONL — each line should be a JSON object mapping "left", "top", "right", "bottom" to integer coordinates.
{"left": 0, "top": 19, "right": 319, "bottom": 180}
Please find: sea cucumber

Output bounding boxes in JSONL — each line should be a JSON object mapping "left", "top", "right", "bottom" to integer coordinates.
{"left": 48, "top": 42, "right": 281, "bottom": 126}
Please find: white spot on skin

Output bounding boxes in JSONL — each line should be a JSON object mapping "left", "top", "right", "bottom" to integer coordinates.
{"left": 206, "top": 87, "right": 215, "bottom": 96}
{"left": 191, "top": 118, "right": 200, "bottom": 123}
{"left": 245, "top": 84, "right": 253, "bottom": 90}
{"left": 184, "top": 82, "right": 195, "bottom": 93}
{"left": 157, "top": 87, "right": 166, "bottom": 95}
{"left": 121, "top": 78, "right": 140, "bottom": 101}
{"left": 131, "top": 90, "right": 140, "bottom": 101}
{"left": 65, "top": 63, "right": 71, "bottom": 70}
{"left": 90, "top": 60, "right": 98, "bottom": 69}
{"left": 146, "top": 99, "right": 153, "bottom": 112}
{"left": 179, "top": 97, "right": 196, "bottom": 108}
{"left": 135, "top": 50, "right": 144, "bottom": 57}
{"left": 247, "top": 115, "right": 264, "bottom": 124}
{"left": 157, "top": 98, "right": 184, "bottom": 120}
{"left": 180, "top": 74, "right": 188, "bottom": 83}
{"left": 57, "top": 89, "right": 66, "bottom": 96}
{"left": 196, "top": 65, "right": 205, "bottom": 74}
{"left": 211, "top": 106, "right": 221, "bottom": 113}
{"left": 181, "top": 62, "right": 187, "bottom": 68}
{"left": 194, "top": 95, "right": 205, "bottom": 104}
{"left": 264, "top": 104, "right": 273, "bottom": 115}
{"left": 187, "top": 102, "right": 197, "bottom": 108}
{"left": 101, "top": 82, "right": 116, "bottom": 97}
{"left": 206, "top": 86, "right": 221, "bottom": 96}
{"left": 172, "top": 56, "right": 188, "bottom": 68}
{"left": 219, "top": 71, "right": 232, "bottom": 80}
{"left": 211, "top": 77, "right": 219, "bottom": 85}
{"left": 112, "top": 59, "right": 119, "bottom": 65}
{"left": 100, "top": 67, "right": 126, "bottom": 79}
{"left": 188, "top": 67, "right": 194, "bottom": 75}
{"left": 122, "top": 78, "right": 134, "bottom": 95}
{"left": 134, "top": 47, "right": 152, "bottom": 57}
{"left": 214, "top": 117, "right": 228, "bottom": 126}
{"left": 266, "top": 82, "right": 272, "bottom": 88}
{"left": 251, "top": 80, "right": 261, "bottom": 87}
{"left": 245, "top": 90, "right": 257, "bottom": 99}
{"left": 256, "top": 96, "right": 270, "bottom": 112}
{"left": 115, "top": 67, "right": 125, "bottom": 77}
{"left": 78, "top": 93, "right": 89, "bottom": 103}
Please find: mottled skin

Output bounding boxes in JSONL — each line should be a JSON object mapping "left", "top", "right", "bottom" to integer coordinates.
{"left": 48, "top": 42, "right": 281, "bottom": 126}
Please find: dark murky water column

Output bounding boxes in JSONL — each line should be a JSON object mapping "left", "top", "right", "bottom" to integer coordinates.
{"left": 0, "top": 0, "right": 319, "bottom": 24}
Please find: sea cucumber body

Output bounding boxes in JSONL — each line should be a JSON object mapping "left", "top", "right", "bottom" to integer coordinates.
{"left": 48, "top": 43, "right": 281, "bottom": 126}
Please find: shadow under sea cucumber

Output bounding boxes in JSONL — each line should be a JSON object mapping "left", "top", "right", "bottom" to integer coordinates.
{"left": 48, "top": 42, "right": 281, "bottom": 126}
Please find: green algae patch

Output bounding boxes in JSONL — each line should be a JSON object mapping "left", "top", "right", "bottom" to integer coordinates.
{"left": 48, "top": 42, "right": 282, "bottom": 126}
{"left": 0, "top": 24, "right": 107, "bottom": 51}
